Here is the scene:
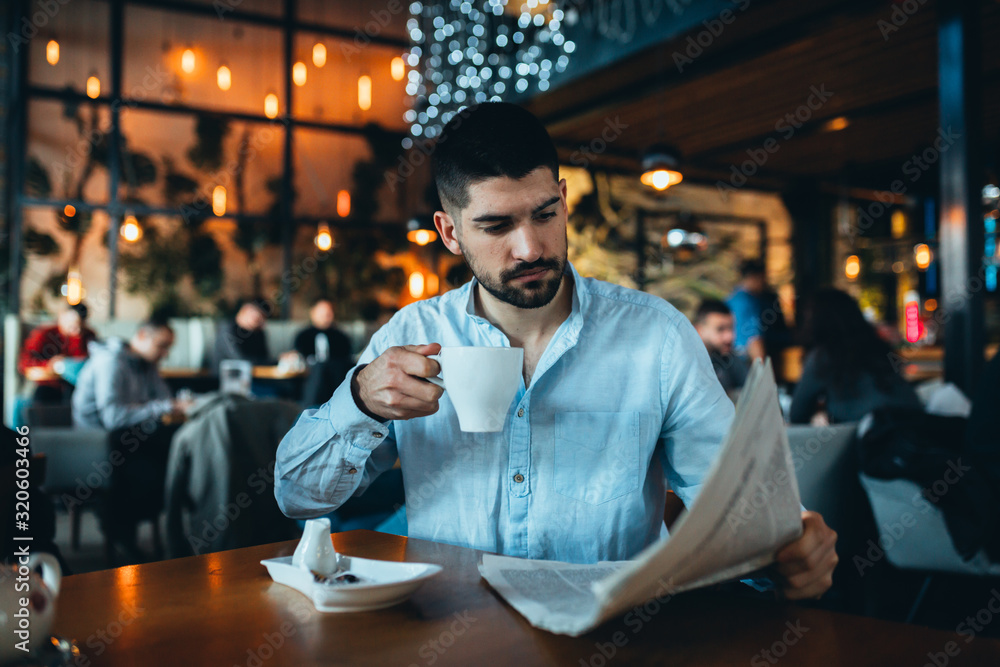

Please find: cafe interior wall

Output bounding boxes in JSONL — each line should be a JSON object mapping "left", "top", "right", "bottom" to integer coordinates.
{"left": 17, "top": 0, "right": 418, "bottom": 323}
{"left": 561, "top": 166, "right": 795, "bottom": 322}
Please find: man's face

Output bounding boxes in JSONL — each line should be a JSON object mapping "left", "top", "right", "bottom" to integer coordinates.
{"left": 311, "top": 301, "right": 335, "bottom": 329}
{"left": 133, "top": 328, "right": 174, "bottom": 365}
{"left": 236, "top": 304, "right": 266, "bottom": 331}
{"left": 437, "top": 167, "right": 568, "bottom": 310}
{"left": 744, "top": 273, "right": 765, "bottom": 294}
{"left": 57, "top": 310, "right": 82, "bottom": 337}
{"left": 696, "top": 313, "right": 735, "bottom": 356}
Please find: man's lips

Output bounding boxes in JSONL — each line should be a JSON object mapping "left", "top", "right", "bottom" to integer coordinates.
{"left": 511, "top": 267, "right": 549, "bottom": 282}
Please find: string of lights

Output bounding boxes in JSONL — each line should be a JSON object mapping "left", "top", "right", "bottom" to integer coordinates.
{"left": 402, "top": 0, "right": 577, "bottom": 145}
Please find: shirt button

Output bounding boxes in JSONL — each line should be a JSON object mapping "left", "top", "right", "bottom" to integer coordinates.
{"left": 348, "top": 468, "right": 358, "bottom": 474}
{"left": 517, "top": 408, "right": 525, "bottom": 418}
{"left": 372, "top": 432, "right": 383, "bottom": 439}
{"left": 513, "top": 473, "right": 524, "bottom": 483}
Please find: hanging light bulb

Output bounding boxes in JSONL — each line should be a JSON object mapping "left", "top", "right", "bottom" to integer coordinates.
{"left": 217, "top": 65, "right": 232, "bottom": 91}
{"left": 63, "top": 204, "right": 75, "bottom": 217}
{"left": 314, "top": 222, "right": 333, "bottom": 251}
{"left": 120, "top": 215, "right": 143, "bottom": 242}
{"left": 65, "top": 267, "right": 83, "bottom": 306}
{"left": 391, "top": 56, "right": 405, "bottom": 81}
{"left": 845, "top": 255, "right": 860, "bottom": 281}
{"left": 407, "top": 215, "right": 438, "bottom": 245}
{"left": 312, "top": 42, "right": 327, "bottom": 67}
{"left": 358, "top": 75, "right": 372, "bottom": 110}
{"left": 337, "top": 190, "right": 351, "bottom": 217}
{"left": 46, "top": 39, "right": 59, "bottom": 66}
{"left": 293, "top": 61, "right": 307, "bottom": 87}
{"left": 264, "top": 93, "right": 279, "bottom": 118}
{"left": 640, "top": 145, "right": 683, "bottom": 191}
{"left": 212, "top": 186, "right": 227, "bottom": 216}
{"left": 181, "top": 48, "right": 196, "bottom": 73}
{"left": 914, "top": 243, "right": 932, "bottom": 270}
{"left": 408, "top": 271, "right": 425, "bottom": 299}
{"left": 86, "top": 74, "right": 101, "bottom": 99}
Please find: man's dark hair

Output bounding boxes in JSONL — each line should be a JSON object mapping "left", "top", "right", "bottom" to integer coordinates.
{"left": 740, "top": 259, "right": 765, "bottom": 277}
{"left": 70, "top": 303, "right": 89, "bottom": 321}
{"left": 136, "top": 318, "right": 173, "bottom": 336}
{"left": 431, "top": 102, "right": 559, "bottom": 214}
{"left": 237, "top": 298, "right": 272, "bottom": 318}
{"left": 694, "top": 299, "right": 732, "bottom": 324}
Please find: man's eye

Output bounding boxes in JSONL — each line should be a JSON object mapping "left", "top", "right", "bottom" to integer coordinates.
{"left": 537, "top": 212, "right": 556, "bottom": 220}
{"left": 484, "top": 223, "right": 509, "bottom": 234}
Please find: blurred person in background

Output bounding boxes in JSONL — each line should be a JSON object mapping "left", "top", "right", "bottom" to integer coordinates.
{"left": 294, "top": 298, "right": 354, "bottom": 407}
{"left": 789, "top": 288, "right": 921, "bottom": 425}
{"left": 213, "top": 300, "right": 272, "bottom": 373}
{"left": 72, "top": 319, "right": 192, "bottom": 562}
{"left": 727, "top": 260, "right": 768, "bottom": 362}
{"left": 693, "top": 299, "right": 747, "bottom": 395}
{"left": 18, "top": 303, "right": 96, "bottom": 404}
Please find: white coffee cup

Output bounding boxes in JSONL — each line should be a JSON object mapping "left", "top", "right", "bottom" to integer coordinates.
{"left": 0, "top": 552, "right": 62, "bottom": 662}
{"left": 426, "top": 347, "right": 523, "bottom": 432}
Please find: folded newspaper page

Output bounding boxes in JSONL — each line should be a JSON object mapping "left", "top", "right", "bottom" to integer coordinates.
{"left": 478, "top": 359, "right": 803, "bottom": 635}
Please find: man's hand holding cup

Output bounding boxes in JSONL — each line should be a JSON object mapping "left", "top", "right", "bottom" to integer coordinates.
{"left": 353, "top": 343, "right": 444, "bottom": 422}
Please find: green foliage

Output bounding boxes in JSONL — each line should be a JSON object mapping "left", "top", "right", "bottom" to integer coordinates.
{"left": 187, "top": 114, "right": 231, "bottom": 172}
{"left": 23, "top": 227, "right": 60, "bottom": 256}
{"left": 25, "top": 157, "right": 51, "bottom": 198}
{"left": 119, "top": 221, "right": 224, "bottom": 316}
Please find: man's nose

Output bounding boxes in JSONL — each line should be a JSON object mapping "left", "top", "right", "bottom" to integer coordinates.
{"left": 509, "top": 223, "right": 544, "bottom": 263}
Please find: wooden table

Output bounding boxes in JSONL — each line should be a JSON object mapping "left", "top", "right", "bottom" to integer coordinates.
{"left": 52, "top": 531, "right": 1000, "bottom": 666}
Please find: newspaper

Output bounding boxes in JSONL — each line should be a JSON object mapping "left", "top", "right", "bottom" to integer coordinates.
{"left": 478, "top": 359, "right": 803, "bottom": 635}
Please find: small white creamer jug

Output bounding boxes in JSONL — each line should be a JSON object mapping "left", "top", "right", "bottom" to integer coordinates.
{"left": 292, "top": 518, "right": 338, "bottom": 575}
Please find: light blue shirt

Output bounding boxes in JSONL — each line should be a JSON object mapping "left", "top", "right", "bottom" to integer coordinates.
{"left": 275, "top": 263, "right": 734, "bottom": 563}
{"left": 727, "top": 287, "right": 763, "bottom": 351}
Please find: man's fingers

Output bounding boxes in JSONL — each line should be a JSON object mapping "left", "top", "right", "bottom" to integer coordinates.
{"left": 392, "top": 344, "right": 442, "bottom": 379}
{"left": 776, "top": 529, "right": 837, "bottom": 576}
{"left": 781, "top": 550, "right": 838, "bottom": 600}
{"left": 371, "top": 390, "right": 440, "bottom": 419}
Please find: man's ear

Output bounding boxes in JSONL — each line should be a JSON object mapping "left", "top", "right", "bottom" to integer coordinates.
{"left": 434, "top": 210, "right": 463, "bottom": 256}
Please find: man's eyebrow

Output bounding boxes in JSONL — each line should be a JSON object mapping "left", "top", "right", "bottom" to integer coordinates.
{"left": 471, "top": 196, "right": 561, "bottom": 223}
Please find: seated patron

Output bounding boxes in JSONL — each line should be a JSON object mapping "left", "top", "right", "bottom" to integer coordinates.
{"left": 789, "top": 289, "right": 921, "bottom": 425}
{"left": 212, "top": 300, "right": 272, "bottom": 373}
{"left": 275, "top": 102, "right": 837, "bottom": 600}
{"left": 294, "top": 298, "right": 354, "bottom": 406}
{"left": 72, "top": 319, "right": 188, "bottom": 429}
{"left": 18, "top": 303, "right": 97, "bottom": 403}
{"left": 693, "top": 299, "right": 748, "bottom": 395}
{"left": 72, "top": 319, "right": 191, "bottom": 561}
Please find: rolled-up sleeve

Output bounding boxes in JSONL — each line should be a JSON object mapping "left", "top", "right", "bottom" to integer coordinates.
{"left": 658, "top": 318, "right": 735, "bottom": 509}
{"left": 274, "top": 335, "right": 399, "bottom": 519}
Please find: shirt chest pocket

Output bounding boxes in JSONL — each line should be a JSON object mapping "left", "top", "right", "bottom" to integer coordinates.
{"left": 553, "top": 411, "right": 642, "bottom": 505}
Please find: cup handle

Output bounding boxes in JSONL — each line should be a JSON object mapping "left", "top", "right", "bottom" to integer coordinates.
{"left": 29, "top": 552, "right": 62, "bottom": 596}
{"left": 425, "top": 354, "right": 445, "bottom": 389}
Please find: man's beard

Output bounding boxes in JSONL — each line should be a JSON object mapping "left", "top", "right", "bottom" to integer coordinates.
{"left": 461, "top": 244, "right": 566, "bottom": 310}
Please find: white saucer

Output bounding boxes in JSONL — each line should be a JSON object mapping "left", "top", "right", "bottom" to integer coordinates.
{"left": 261, "top": 555, "right": 442, "bottom": 612}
